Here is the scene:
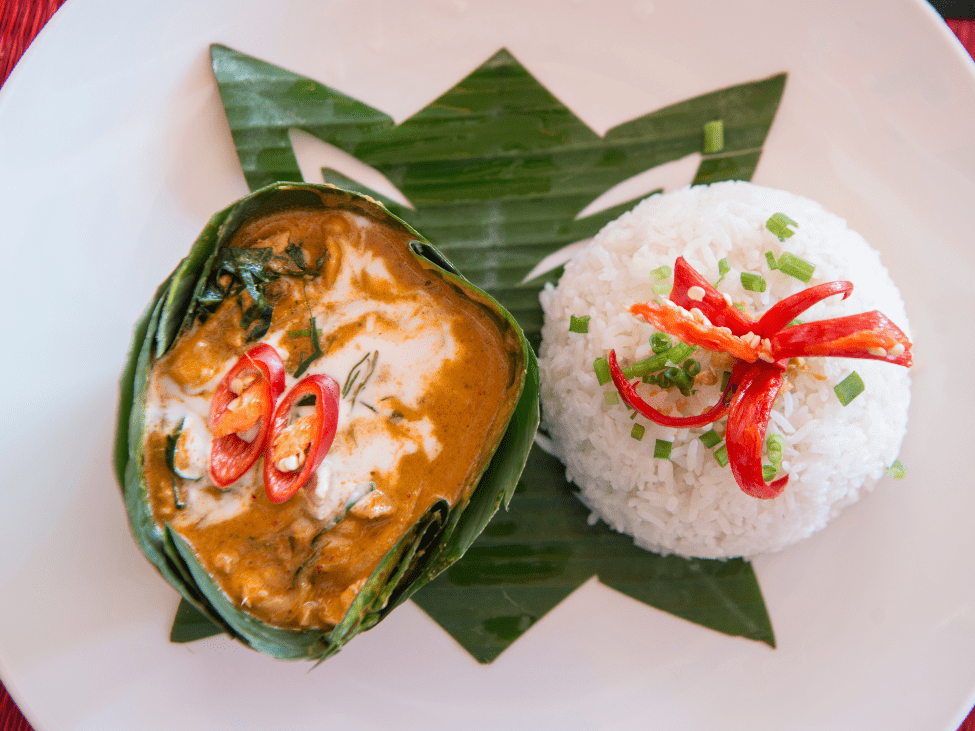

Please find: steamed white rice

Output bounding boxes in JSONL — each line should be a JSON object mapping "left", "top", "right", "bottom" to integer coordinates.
{"left": 538, "top": 181, "right": 912, "bottom": 559}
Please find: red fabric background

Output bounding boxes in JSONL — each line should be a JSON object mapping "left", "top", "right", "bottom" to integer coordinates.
{"left": 1, "top": 2, "right": 974, "bottom": 730}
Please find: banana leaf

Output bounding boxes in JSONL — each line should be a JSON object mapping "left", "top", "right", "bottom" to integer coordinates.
{"left": 116, "top": 182, "right": 539, "bottom": 661}
{"left": 194, "top": 45, "right": 785, "bottom": 659}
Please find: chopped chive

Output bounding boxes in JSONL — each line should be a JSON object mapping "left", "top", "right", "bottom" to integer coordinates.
{"left": 654, "top": 439, "right": 673, "bottom": 459}
{"left": 834, "top": 371, "right": 865, "bottom": 406}
{"left": 631, "top": 424, "right": 646, "bottom": 441}
{"left": 603, "top": 391, "right": 620, "bottom": 405}
{"left": 721, "top": 370, "right": 732, "bottom": 390}
{"left": 715, "top": 257, "right": 731, "bottom": 286}
{"left": 699, "top": 429, "right": 722, "bottom": 448}
{"left": 650, "top": 332, "right": 671, "bottom": 353}
{"left": 287, "top": 329, "right": 311, "bottom": 338}
{"left": 624, "top": 351, "right": 670, "bottom": 379}
{"left": 652, "top": 282, "right": 672, "bottom": 295}
{"left": 777, "top": 252, "right": 816, "bottom": 283}
{"left": 740, "top": 272, "right": 766, "bottom": 292}
{"left": 667, "top": 341, "right": 697, "bottom": 365}
{"left": 766, "top": 212, "right": 798, "bottom": 241}
{"left": 714, "top": 445, "right": 729, "bottom": 467}
{"left": 594, "top": 357, "right": 611, "bottom": 385}
{"left": 765, "top": 251, "right": 779, "bottom": 270}
{"left": 569, "top": 315, "right": 591, "bottom": 333}
{"left": 703, "top": 120, "right": 724, "bottom": 153}
{"left": 766, "top": 433, "right": 784, "bottom": 466}
{"left": 762, "top": 464, "right": 778, "bottom": 482}
{"left": 682, "top": 359, "right": 701, "bottom": 377}
{"left": 885, "top": 460, "right": 907, "bottom": 479}
{"left": 650, "top": 265, "right": 672, "bottom": 281}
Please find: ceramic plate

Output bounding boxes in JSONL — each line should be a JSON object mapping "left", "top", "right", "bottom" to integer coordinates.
{"left": 1, "top": 0, "right": 974, "bottom": 729}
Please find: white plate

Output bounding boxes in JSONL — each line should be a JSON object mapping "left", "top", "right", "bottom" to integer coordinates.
{"left": 1, "top": 0, "right": 974, "bottom": 729}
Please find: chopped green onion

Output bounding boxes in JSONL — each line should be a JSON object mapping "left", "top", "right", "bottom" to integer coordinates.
{"left": 766, "top": 212, "right": 798, "bottom": 241}
{"left": 594, "top": 357, "right": 611, "bottom": 385}
{"left": 762, "top": 464, "right": 778, "bottom": 482}
{"left": 786, "top": 318, "right": 803, "bottom": 328}
{"left": 766, "top": 433, "right": 784, "bottom": 466}
{"left": 667, "top": 341, "right": 696, "bottom": 365}
{"left": 656, "top": 372, "right": 674, "bottom": 388}
{"left": 740, "top": 272, "right": 767, "bottom": 292}
{"left": 714, "top": 257, "right": 731, "bottom": 286}
{"left": 652, "top": 282, "right": 672, "bottom": 295}
{"left": 682, "top": 359, "right": 701, "bottom": 378}
{"left": 699, "top": 429, "right": 722, "bottom": 448}
{"left": 287, "top": 329, "right": 311, "bottom": 337}
{"left": 569, "top": 314, "right": 591, "bottom": 333}
{"left": 703, "top": 120, "right": 724, "bottom": 153}
{"left": 603, "top": 391, "right": 620, "bottom": 406}
{"left": 654, "top": 439, "right": 672, "bottom": 459}
{"left": 650, "top": 332, "right": 671, "bottom": 353}
{"left": 834, "top": 371, "right": 865, "bottom": 406}
{"left": 776, "top": 252, "right": 816, "bottom": 283}
{"left": 721, "top": 370, "right": 732, "bottom": 390}
{"left": 631, "top": 424, "right": 646, "bottom": 441}
{"left": 623, "top": 351, "right": 670, "bottom": 379}
{"left": 650, "top": 265, "right": 672, "bottom": 281}
{"left": 714, "top": 445, "right": 729, "bottom": 467}
{"left": 885, "top": 460, "right": 907, "bottom": 479}
{"left": 764, "top": 251, "right": 779, "bottom": 270}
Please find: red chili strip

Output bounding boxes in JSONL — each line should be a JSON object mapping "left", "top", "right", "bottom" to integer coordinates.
{"left": 608, "top": 349, "right": 737, "bottom": 428}
{"left": 754, "top": 281, "right": 853, "bottom": 336}
{"left": 771, "top": 311, "right": 912, "bottom": 366}
{"left": 725, "top": 363, "right": 789, "bottom": 499}
{"left": 670, "top": 256, "right": 755, "bottom": 335}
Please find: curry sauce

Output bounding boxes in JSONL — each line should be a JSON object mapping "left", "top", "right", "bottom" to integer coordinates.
{"left": 142, "top": 203, "right": 523, "bottom": 629}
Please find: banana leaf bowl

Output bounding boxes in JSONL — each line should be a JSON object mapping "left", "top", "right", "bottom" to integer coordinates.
{"left": 114, "top": 182, "right": 539, "bottom": 662}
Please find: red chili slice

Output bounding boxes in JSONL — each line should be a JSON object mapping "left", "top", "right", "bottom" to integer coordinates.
{"left": 608, "top": 349, "right": 744, "bottom": 428}
{"left": 771, "top": 311, "right": 913, "bottom": 366}
{"left": 754, "top": 281, "right": 853, "bottom": 336}
{"left": 724, "top": 363, "right": 789, "bottom": 499}
{"left": 263, "top": 374, "right": 341, "bottom": 504}
{"left": 208, "top": 344, "right": 286, "bottom": 487}
{"left": 670, "top": 256, "right": 756, "bottom": 335}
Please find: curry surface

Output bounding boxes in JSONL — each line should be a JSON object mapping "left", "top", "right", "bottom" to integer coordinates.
{"left": 143, "top": 204, "right": 522, "bottom": 629}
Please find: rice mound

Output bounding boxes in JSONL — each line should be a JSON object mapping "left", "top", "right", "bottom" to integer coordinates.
{"left": 538, "top": 181, "right": 911, "bottom": 559}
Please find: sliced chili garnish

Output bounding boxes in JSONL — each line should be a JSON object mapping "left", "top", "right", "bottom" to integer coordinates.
{"left": 725, "top": 363, "right": 789, "bottom": 499}
{"left": 771, "top": 311, "right": 913, "bottom": 366}
{"left": 208, "top": 344, "right": 286, "bottom": 487}
{"left": 630, "top": 301, "right": 764, "bottom": 362}
{"left": 670, "top": 256, "right": 756, "bottom": 334}
{"left": 608, "top": 349, "right": 742, "bottom": 428}
{"left": 263, "top": 374, "right": 340, "bottom": 504}
{"left": 754, "top": 280, "right": 853, "bottom": 336}
{"left": 611, "top": 258, "right": 913, "bottom": 499}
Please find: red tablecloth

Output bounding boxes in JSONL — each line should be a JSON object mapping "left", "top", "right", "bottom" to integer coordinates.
{"left": 2, "top": 2, "right": 975, "bottom": 730}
